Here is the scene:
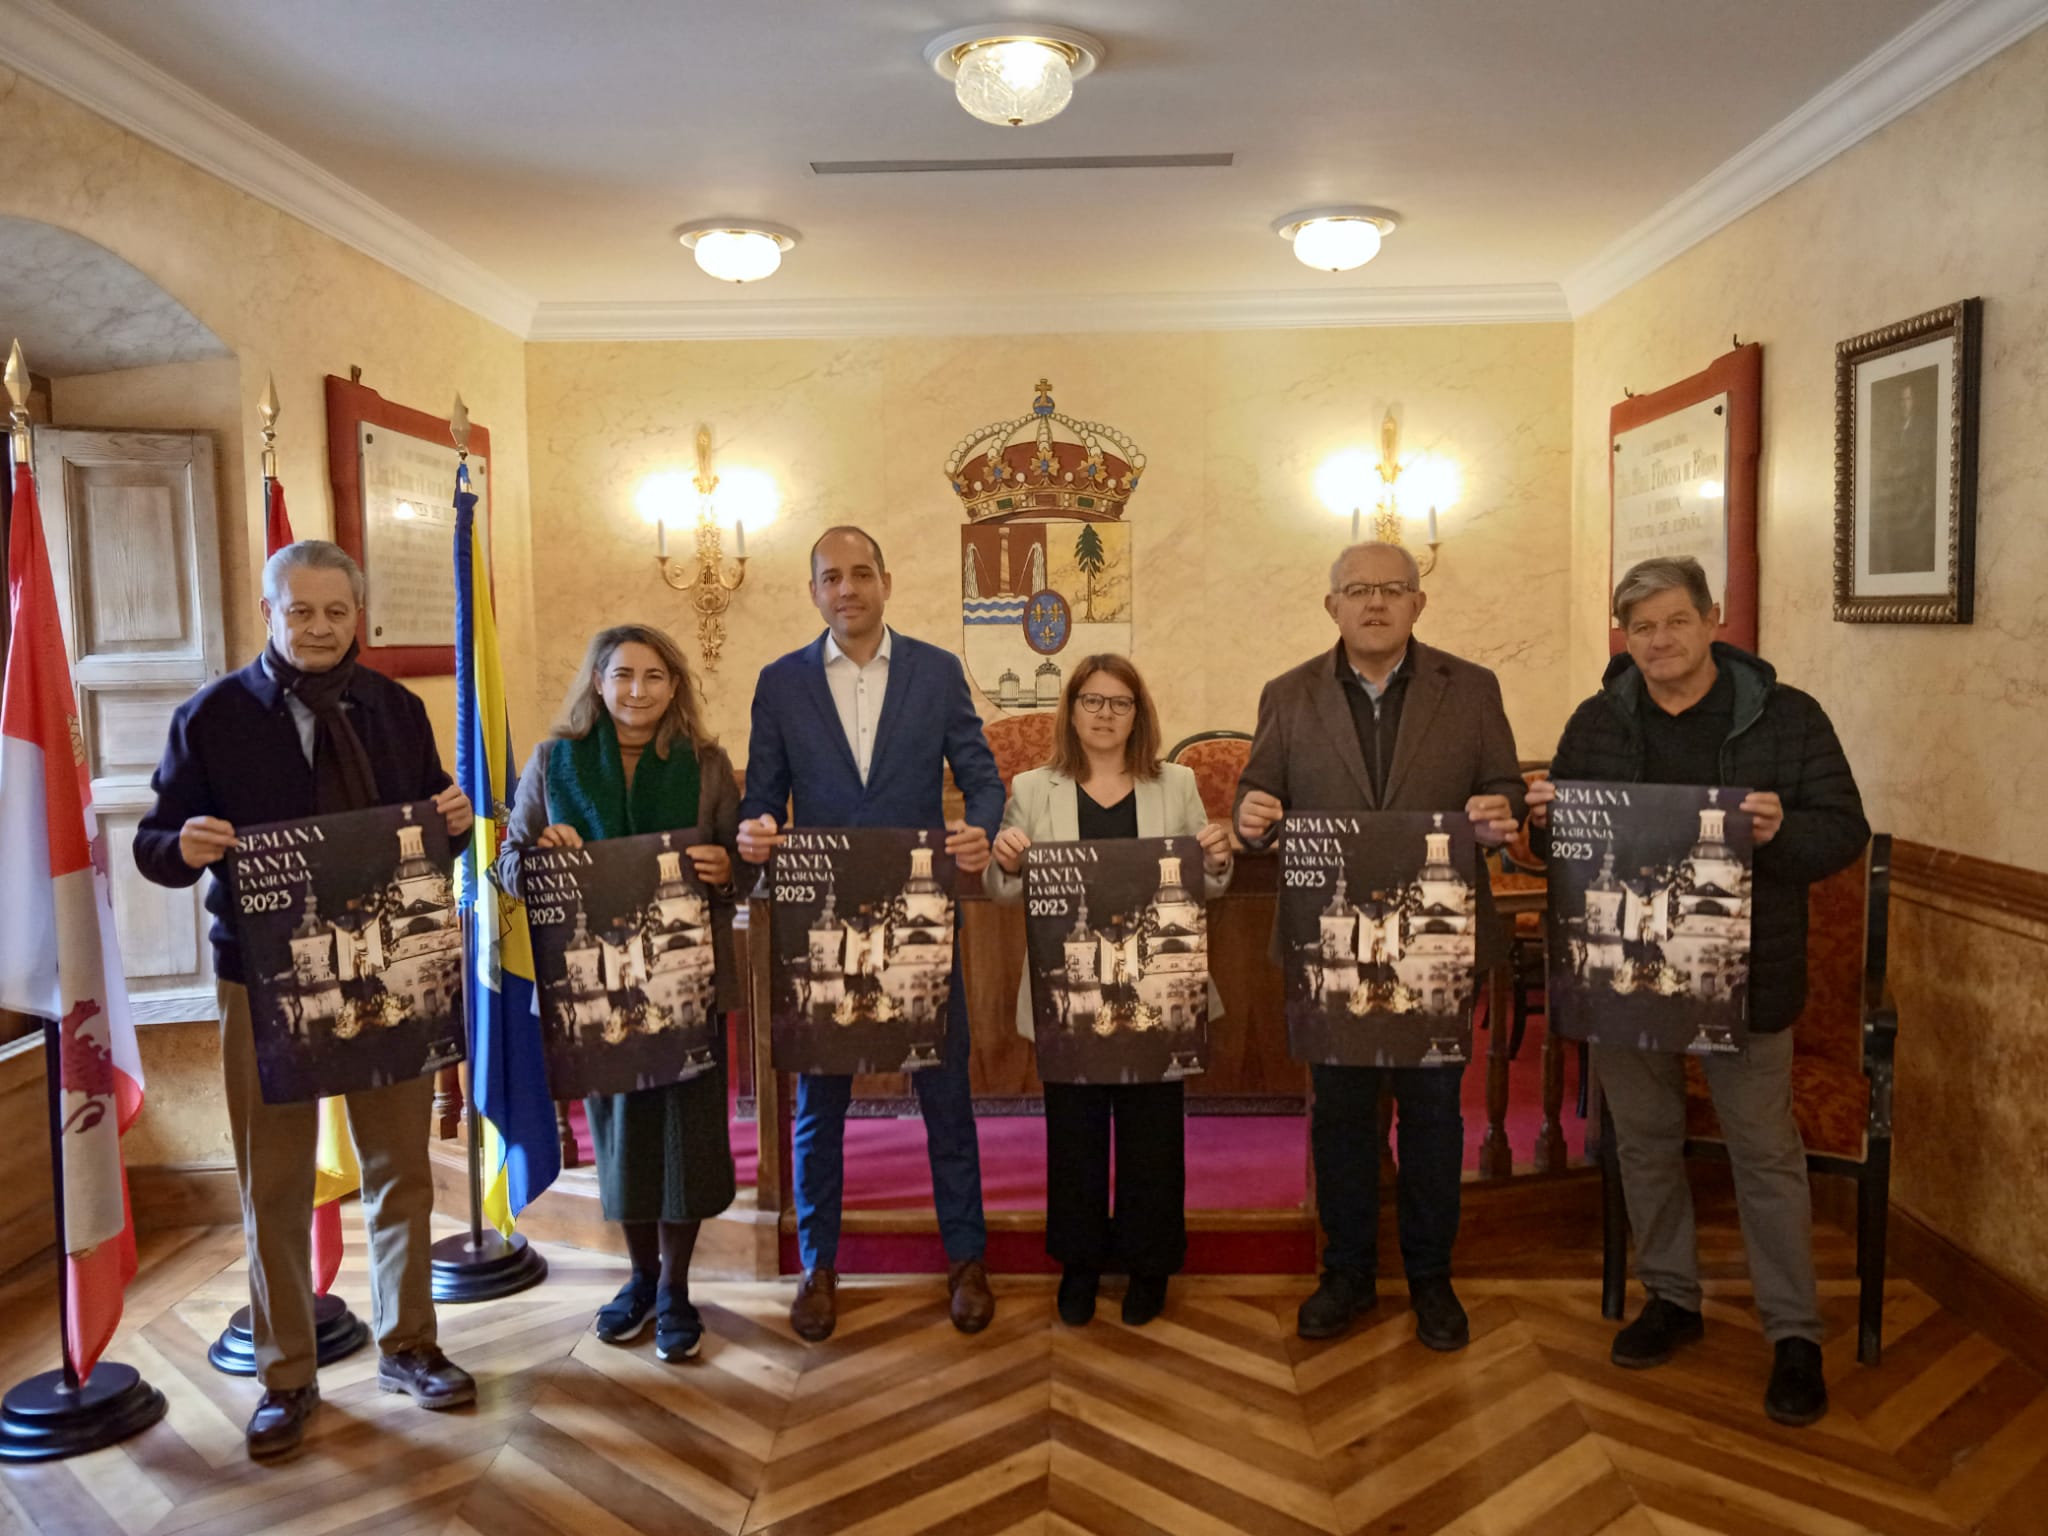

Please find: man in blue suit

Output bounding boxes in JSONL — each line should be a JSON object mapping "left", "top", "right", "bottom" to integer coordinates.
{"left": 739, "top": 525, "right": 1002, "bottom": 1340}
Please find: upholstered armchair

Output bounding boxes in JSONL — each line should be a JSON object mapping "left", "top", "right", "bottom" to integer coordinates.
{"left": 1165, "top": 730, "right": 1253, "bottom": 822}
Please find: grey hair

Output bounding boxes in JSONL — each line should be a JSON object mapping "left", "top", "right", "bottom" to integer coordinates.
{"left": 1329, "top": 540, "right": 1421, "bottom": 591}
{"left": 263, "top": 539, "right": 366, "bottom": 607}
{"left": 1612, "top": 556, "right": 1715, "bottom": 628}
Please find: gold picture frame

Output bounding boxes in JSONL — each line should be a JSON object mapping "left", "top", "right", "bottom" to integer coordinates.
{"left": 1832, "top": 298, "right": 1981, "bottom": 624}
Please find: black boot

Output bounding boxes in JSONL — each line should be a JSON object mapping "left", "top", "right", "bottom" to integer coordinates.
{"left": 1121, "top": 1274, "right": 1169, "bottom": 1328}
{"left": 1057, "top": 1266, "right": 1099, "bottom": 1327}
{"left": 1765, "top": 1337, "right": 1829, "bottom": 1426}
{"left": 1297, "top": 1267, "right": 1377, "bottom": 1340}
{"left": 1409, "top": 1277, "right": 1469, "bottom": 1353}
{"left": 1610, "top": 1296, "right": 1705, "bottom": 1369}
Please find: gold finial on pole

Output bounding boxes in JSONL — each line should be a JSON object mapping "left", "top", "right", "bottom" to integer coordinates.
{"left": 449, "top": 393, "right": 471, "bottom": 461}
{"left": 693, "top": 424, "right": 718, "bottom": 497}
{"left": 258, "top": 374, "right": 280, "bottom": 480}
{"left": 5, "top": 340, "right": 32, "bottom": 463}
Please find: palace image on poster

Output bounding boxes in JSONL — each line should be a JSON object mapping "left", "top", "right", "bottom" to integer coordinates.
{"left": 524, "top": 831, "right": 720, "bottom": 1099}
{"left": 1278, "top": 812, "right": 1478, "bottom": 1068}
{"left": 1545, "top": 782, "right": 1753, "bottom": 1055}
{"left": 1023, "top": 836, "right": 1209, "bottom": 1084}
{"left": 769, "top": 829, "right": 957, "bottom": 1076}
{"left": 232, "top": 803, "right": 466, "bottom": 1104}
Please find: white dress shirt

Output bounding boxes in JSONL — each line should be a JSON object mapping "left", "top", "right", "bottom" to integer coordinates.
{"left": 822, "top": 626, "right": 892, "bottom": 783}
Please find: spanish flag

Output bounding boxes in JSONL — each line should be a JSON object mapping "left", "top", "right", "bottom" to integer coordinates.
{"left": 263, "top": 473, "right": 359, "bottom": 1297}
{"left": 453, "top": 461, "right": 557, "bottom": 1234}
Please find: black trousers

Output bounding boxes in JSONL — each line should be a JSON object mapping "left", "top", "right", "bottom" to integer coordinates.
{"left": 1310, "top": 1061, "right": 1466, "bottom": 1283}
{"left": 1043, "top": 1080, "right": 1187, "bottom": 1276}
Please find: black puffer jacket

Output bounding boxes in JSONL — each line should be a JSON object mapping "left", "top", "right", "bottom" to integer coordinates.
{"left": 1540, "top": 644, "right": 1869, "bottom": 1032}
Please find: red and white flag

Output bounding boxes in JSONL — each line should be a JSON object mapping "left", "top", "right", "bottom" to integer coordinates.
{"left": 0, "top": 455, "right": 145, "bottom": 1382}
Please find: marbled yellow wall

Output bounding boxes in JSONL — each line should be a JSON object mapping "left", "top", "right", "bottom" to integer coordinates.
{"left": 525, "top": 325, "right": 1575, "bottom": 762}
{"left": 2, "top": 64, "right": 536, "bottom": 1166}
{"left": 1570, "top": 30, "right": 2048, "bottom": 1298}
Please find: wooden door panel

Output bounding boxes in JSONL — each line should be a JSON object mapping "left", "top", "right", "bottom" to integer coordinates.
{"left": 34, "top": 428, "right": 224, "bottom": 1026}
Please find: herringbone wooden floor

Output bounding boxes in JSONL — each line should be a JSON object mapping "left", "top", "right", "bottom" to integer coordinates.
{"left": 2, "top": 1218, "right": 2044, "bottom": 1535}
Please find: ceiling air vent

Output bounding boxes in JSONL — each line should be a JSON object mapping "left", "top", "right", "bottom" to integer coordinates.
{"left": 810, "top": 153, "right": 1232, "bottom": 174}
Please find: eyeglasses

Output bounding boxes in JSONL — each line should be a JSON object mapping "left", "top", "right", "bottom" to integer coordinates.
{"left": 1336, "top": 580, "right": 1416, "bottom": 603}
{"left": 1075, "top": 693, "right": 1136, "bottom": 717}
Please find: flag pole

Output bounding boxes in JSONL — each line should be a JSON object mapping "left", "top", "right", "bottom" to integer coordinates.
{"left": 209, "top": 373, "right": 369, "bottom": 1374}
{"left": 0, "top": 346, "right": 166, "bottom": 1462}
{"left": 429, "top": 393, "right": 545, "bottom": 1303}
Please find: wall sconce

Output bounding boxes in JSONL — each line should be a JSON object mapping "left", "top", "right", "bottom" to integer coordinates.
{"left": 644, "top": 425, "right": 771, "bottom": 667}
{"left": 1315, "top": 411, "right": 1455, "bottom": 576}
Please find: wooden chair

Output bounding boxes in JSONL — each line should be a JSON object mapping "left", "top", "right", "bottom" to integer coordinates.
{"left": 1598, "top": 834, "right": 1897, "bottom": 1364}
{"left": 983, "top": 713, "right": 1059, "bottom": 794}
{"left": 1165, "top": 729, "right": 1253, "bottom": 822}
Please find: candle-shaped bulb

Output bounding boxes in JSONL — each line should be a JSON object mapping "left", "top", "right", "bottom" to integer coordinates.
{"left": 734, "top": 518, "right": 745, "bottom": 558}
{"left": 1428, "top": 505, "right": 1440, "bottom": 544}
{"left": 657, "top": 519, "right": 667, "bottom": 559}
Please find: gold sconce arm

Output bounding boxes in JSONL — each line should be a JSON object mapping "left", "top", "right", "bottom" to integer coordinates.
{"left": 651, "top": 424, "right": 749, "bottom": 665}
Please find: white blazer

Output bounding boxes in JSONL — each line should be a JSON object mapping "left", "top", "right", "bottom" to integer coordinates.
{"left": 986, "top": 762, "right": 1232, "bottom": 1039}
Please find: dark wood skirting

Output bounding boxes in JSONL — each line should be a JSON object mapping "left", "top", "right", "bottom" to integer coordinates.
{"left": 1892, "top": 837, "right": 2048, "bottom": 926}
{"left": 130, "top": 1161, "right": 243, "bottom": 1231}
{"left": 1890, "top": 1200, "right": 2048, "bottom": 1378}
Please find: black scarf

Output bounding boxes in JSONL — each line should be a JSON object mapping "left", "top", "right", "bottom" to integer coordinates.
{"left": 266, "top": 640, "right": 378, "bottom": 813}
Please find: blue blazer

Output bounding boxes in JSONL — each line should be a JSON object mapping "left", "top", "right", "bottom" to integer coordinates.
{"left": 739, "top": 629, "right": 1003, "bottom": 838}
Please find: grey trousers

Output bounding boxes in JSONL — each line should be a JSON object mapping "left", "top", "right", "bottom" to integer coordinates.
{"left": 1595, "top": 1029, "right": 1823, "bottom": 1343}
{"left": 219, "top": 981, "right": 439, "bottom": 1388}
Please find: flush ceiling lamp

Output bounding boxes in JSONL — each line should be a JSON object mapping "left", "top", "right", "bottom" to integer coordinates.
{"left": 678, "top": 222, "right": 799, "bottom": 283}
{"left": 1273, "top": 207, "right": 1400, "bottom": 272}
{"left": 925, "top": 24, "right": 1105, "bottom": 127}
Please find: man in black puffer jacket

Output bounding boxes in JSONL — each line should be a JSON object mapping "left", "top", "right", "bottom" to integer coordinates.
{"left": 1528, "top": 556, "right": 1867, "bottom": 1431}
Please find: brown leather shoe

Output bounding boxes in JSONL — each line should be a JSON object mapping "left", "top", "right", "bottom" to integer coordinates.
{"left": 791, "top": 1268, "right": 838, "bottom": 1342}
{"left": 376, "top": 1346, "right": 476, "bottom": 1410}
{"left": 948, "top": 1258, "right": 995, "bottom": 1334}
{"left": 245, "top": 1383, "right": 319, "bottom": 1459}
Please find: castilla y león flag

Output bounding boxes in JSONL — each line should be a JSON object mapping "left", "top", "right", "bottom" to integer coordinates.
{"left": 0, "top": 455, "right": 146, "bottom": 1382}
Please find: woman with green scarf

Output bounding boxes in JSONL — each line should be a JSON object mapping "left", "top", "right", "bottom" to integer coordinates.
{"left": 495, "top": 624, "right": 739, "bottom": 1362}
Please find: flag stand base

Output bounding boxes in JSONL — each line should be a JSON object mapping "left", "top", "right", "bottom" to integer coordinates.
{"left": 207, "top": 1294, "right": 368, "bottom": 1376}
{"left": 429, "top": 1229, "right": 546, "bottom": 1303}
{"left": 0, "top": 1364, "right": 166, "bottom": 1463}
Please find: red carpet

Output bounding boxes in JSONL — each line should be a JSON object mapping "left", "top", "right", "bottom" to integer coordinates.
{"left": 565, "top": 1012, "right": 1582, "bottom": 1261}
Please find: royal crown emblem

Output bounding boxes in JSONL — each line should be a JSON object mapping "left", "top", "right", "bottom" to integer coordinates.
{"left": 948, "top": 381, "right": 1145, "bottom": 715}
{"left": 945, "top": 379, "right": 1146, "bottom": 525}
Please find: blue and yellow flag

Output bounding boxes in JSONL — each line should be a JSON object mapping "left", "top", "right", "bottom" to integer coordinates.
{"left": 454, "top": 463, "right": 559, "bottom": 1235}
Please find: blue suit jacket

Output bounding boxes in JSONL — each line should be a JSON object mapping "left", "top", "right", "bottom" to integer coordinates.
{"left": 739, "top": 629, "right": 1003, "bottom": 838}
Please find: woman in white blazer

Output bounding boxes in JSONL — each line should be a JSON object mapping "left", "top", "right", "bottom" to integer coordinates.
{"left": 987, "top": 654, "right": 1232, "bottom": 1327}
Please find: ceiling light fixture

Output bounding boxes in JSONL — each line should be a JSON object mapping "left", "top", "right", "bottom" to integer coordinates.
{"left": 925, "top": 24, "right": 1105, "bottom": 127}
{"left": 677, "top": 222, "right": 799, "bottom": 283}
{"left": 1273, "top": 207, "right": 1400, "bottom": 273}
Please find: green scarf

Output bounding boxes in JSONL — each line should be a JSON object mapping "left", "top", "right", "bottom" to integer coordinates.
{"left": 546, "top": 712, "right": 703, "bottom": 841}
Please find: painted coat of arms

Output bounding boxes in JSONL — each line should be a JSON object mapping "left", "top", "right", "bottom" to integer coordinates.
{"left": 946, "top": 380, "right": 1145, "bottom": 713}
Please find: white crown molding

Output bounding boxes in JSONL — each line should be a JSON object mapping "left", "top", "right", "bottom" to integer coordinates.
{"left": 529, "top": 284, "right": 1571, "bottom": 341}
{"left": 1564, "top": 0, "right": 2048, "bottom": 316}
{"left": 0, "top": 0, "right": 537, "bottom": 337}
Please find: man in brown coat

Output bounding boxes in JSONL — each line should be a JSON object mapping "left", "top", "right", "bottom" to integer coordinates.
{"left": 1235, "top": 541, "right": 1525, "bottom": 1349}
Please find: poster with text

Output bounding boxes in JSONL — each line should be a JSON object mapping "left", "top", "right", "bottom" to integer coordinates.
{"left": 525, "top": 831, "right": 720, "bottom": 1099}
{"left": 1023, "top": 836, "right": 1209, "bottom": 1084}
{"left": 1545, "top": 782, "right": 1753, "bottom": 1055}
{"left": 769, "top": 829, "right": 957, "bottom": 1075}
{"left": 232, "top": 802, "right": 466, "bottom": 1104}
{"left": 1279, "top": 812, "right": 1478, "bottom": 1068}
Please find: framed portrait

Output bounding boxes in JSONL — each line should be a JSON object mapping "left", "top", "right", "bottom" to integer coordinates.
{"left": 324, "top": 376, "right": 492, "bottom": 676}
{"left": 1833, "top": 298, "right": 1981, "bottom": 624}
{"left": 1608, "top": 343, "right": 1761, "bottom": 655}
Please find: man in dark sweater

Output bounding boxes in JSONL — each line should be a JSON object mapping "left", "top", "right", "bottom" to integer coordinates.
{"left": 1528, "top": 556, "right": 1868, "bottom": 1429}
{"left": 134, "top": 540, "right": 478, "bottom": 1459}
{"left": 1235, "top": 541, "right": 1526, "bottom": 1352}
